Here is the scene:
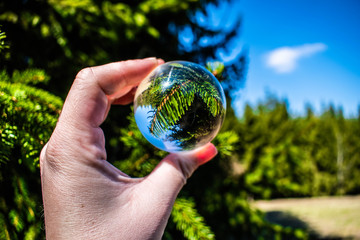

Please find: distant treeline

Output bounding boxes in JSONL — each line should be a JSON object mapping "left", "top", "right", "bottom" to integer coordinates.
{"left": 223, "top": 96, "right": 360, "bottom": 199}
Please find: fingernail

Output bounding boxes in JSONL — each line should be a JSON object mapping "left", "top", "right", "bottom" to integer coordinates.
{"left": 143, "top": 57, "right": 157, "bottom": 61}
{"left": 157, "top": 58, "right": 165, "bottom": 65}
{"left": 195, "top": 143, "right": 218, "bottom": 165}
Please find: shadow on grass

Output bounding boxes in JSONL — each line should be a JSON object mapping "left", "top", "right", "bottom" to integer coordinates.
{"left": 264, "top": 211, "right": 354, "bottom": 240}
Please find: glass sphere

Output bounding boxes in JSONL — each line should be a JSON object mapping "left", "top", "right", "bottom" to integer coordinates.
{"left": 134, "top": 61, "right": 226, "bottom": 152}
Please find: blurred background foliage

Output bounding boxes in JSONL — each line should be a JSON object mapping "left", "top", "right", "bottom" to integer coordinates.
{"left": 0, "top": 0, "right": 359, "bottom": 239}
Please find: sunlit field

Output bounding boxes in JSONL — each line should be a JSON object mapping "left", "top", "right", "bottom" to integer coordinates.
{"left": 255, "top": 195, "right": 360, "bottom": 239}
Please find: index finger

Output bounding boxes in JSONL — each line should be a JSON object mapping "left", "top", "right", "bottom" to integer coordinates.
{"left": 59, "top": 58, "right": 162, "bottom": 129}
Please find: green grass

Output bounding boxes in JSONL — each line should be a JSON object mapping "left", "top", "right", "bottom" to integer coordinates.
{"left": 254, "top": 195, "right": 360, "bottom": 239}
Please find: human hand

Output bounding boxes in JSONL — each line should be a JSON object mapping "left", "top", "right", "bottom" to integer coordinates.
{"left": 40, "top": 58, "right": 218, "bottom": 239}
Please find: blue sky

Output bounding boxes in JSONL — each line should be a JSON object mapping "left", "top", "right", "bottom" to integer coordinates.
{"left": 210, "top": 0, "right": 360, "bottom": 117}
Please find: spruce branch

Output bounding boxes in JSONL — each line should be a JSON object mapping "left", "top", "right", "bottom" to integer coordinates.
{"left": 172, "top": 198, "right": 215, "bottom": 240}
{"left": 0, "top": 72, "right": 62, "bottom": 239}
{"left": 0, "top": 28, "right": 9, "bottom": 53}
{"left": 11, "top": 69, "right": 50, "bottom": 85}
{"left": 150, "top": 80, "right": 194, "bottom": 136}
{"left": 137, "top": 63, "right": 225, "bottom": 138}
{"left": 0, "top": 79, "right": 62, "bottom": 166}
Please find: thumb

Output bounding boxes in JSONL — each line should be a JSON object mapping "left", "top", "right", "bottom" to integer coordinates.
{"left": 145, "top": 143, "right": 218, "bottom": 196}
{"left": 131, "top": 143, "right": 217, "bottom": 239}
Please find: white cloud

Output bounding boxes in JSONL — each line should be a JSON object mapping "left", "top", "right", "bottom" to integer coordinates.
{"left": 265, "top": 43, "right": 327, "bottom": 73}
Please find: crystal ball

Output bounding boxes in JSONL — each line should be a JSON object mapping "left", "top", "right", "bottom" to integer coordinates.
{"left": 134, "top": 61, "right": 226, "bottom": 152}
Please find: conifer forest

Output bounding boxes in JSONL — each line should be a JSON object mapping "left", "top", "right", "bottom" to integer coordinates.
{"left": 1, "top": 0, "right": 359, "bottom": 239}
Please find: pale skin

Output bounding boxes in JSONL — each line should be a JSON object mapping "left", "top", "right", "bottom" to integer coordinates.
{"left": 40, "top": 58, "right": 218, "bottom": 240}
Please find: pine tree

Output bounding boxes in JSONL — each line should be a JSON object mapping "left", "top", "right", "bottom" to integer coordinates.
{"left": 0, "top": 69, "right": 62, "bottom": 238}
{"left": 0, "top": 0, "right": 245, "bottom": 97}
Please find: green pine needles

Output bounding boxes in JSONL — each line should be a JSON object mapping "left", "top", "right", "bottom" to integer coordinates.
{"left": 0, "top": 69, "right": 62, "bottom": 239}
{"left": 0, "top": 28, "right": 9, "bottom": 53}
{"left": 172, "top": 198, "right": 215, "bottom": 240}
{"left": 0, "top": 72, "right": 62, "bottom": 165}
{"left": 136, "top": 62, "right": 225, "bottom": 138}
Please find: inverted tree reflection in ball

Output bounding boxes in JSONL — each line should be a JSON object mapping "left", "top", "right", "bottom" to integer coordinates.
{"left": 134, "top": 61, "right": 226, "bottom": 152}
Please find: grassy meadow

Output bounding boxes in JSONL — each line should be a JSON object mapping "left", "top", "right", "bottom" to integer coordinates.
{"left": 255, "top": 195, "right": 360, "bottom": 239}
